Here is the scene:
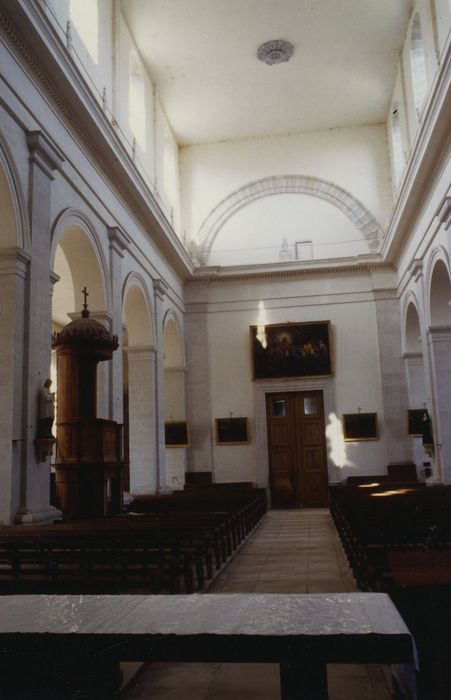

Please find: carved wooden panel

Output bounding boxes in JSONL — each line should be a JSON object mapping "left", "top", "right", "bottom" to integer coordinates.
{"left": 266, "top": 390, "right": 328, "bottom": 507}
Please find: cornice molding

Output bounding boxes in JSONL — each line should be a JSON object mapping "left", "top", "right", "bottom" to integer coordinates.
{"left": 186, "top": 261, "right": 395, "bottom": 286}
{"left": 0, "top": 0, "right": 194, "bottom": 278}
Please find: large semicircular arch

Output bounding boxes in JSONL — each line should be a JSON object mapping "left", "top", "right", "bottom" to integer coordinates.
{"left": 196, "top": 175, "right": 383, "bottom": 261}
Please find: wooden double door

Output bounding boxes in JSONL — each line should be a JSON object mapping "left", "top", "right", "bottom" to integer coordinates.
{"left": 266, "top": 390, "right": 329, "bottom": 507}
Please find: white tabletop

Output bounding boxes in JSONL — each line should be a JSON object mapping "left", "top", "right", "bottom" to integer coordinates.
{"left": 0, "top": 593, "right": 411, "bottom": 639}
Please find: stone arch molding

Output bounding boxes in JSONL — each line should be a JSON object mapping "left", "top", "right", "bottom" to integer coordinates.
{"left": 163, "top": 309, "right": 185, "bottom": 368}
{"left": 401, "top": 291, "right": 422, "bottom": 354}
{"left": 50, "top": 208, "right": 111, "bottom": 312}
{"left": 0, "top": 129, "right": 30, "bottom": 251}
{"left": 194, "top": 175, "right": 383, "bottom": 263}
{"left": 122, "top": 272, "right": 155, "bottom": 346}
{"left": 425, "top": 245, "right": 451, "bottom": 328}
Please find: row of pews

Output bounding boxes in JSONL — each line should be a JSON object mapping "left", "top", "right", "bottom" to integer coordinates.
{"left": 330, "top": 479, "right": 451, "bottom": 699}
{"left": 0, "top": 484, "right": 267, "bottom": 595}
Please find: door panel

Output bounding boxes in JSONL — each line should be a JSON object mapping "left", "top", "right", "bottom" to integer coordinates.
{"left": 266, "top": 390, "right": 328, "bottom": 507}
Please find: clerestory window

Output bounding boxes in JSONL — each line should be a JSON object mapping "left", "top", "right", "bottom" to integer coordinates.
{"left": 409, "top": 12, "right": 428, "bottom": 116}
{"left": 128, "top": 50, "right": 146, "bottom": 152}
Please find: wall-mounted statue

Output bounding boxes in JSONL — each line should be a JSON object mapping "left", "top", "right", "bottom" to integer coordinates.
{"left": 38, "top": 378, "right": 55, "bottom": 438}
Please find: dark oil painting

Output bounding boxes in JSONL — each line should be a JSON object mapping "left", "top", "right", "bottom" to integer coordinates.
{"left": 250, "top": 321, "right": 332, "bottom": 380}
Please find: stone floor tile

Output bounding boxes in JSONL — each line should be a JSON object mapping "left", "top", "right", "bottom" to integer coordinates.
{"left": 121, "top": 509, "right": 393, "bottom": 700}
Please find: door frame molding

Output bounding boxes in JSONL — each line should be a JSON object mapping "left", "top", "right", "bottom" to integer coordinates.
{"left": 254, "top": 378, "right": 335, "bottom": 493}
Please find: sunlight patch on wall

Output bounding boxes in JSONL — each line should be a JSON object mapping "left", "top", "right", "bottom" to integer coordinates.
{"left": 326, "top": 413, "right": 355, "bottom": 469}
{"left": 256, "top": 301, "right": 268, "bottom": 349}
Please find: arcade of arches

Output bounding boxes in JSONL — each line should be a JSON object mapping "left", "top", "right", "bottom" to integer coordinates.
{"left": 0, "top": 0, "right": 450, "bottom": 525}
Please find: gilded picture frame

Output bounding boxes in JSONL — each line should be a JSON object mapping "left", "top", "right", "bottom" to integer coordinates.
{"left": 343, "top": 413, "right": 378, "bottom": 442}
{"left": 250, "top": 321, "right": 332, "bottom": 380}
{"left": 165, "top": 421, "right": 190, "bottom": 447}
{"left": 215, "top": 417, "right": 249, "bottom": 445}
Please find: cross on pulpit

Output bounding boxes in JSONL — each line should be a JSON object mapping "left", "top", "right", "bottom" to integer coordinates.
{"left": 229, "top": 412, "right": 234, "bottom": 418}
{"left": 82, "top": 286, "right": 89, "bottom": 311}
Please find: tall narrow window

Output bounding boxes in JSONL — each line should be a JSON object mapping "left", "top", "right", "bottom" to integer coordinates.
{"left": 128, "top": 51, "right": 146, "bottom": 152}
{"left": 69, "top": 0, "right": 99, "bottom": 63}
{"left": 410, "top": 13, "right": 428, "bottom": 115}
{"left": 391, "top": 105, "right": 405, "bottom": 186}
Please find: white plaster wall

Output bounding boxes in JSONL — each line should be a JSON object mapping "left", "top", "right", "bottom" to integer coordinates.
{"left": 189, "top": 272, "right": 390, "bottom": 486}
{"left": 180, "top": 124, "right": 392, "bottom": 262}
{"left": 208, "top": 194, "right": 369, "bottom": 267}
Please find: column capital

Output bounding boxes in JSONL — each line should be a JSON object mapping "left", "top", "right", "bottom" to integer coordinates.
{"left": 164, "top": 366, "right": 187, "bottom": 376}
{"left": 108, "top": 226, "right": 131, "bottom": 257}
{"left": 0, "top": 247, "right": 30, "bottom": 278}
{"left": 153, "top": 278, "right": 168, "bottom": 301}
{"left": 26, "top": 131, "right": 64, "bottom": 180}
{"left": 408, "top": 258, "right": 423, "bottom": 282}
{"left": 127, "top": 345, "right": 157, "bottom": 359}
{"left": 437, "top": 196, "right": 451, "bottom": 230}
{"left": 428, "top": 325, "right": 451, "bottom": 342}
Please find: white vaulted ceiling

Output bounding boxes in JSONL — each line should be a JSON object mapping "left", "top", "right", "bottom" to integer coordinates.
{"left": 121, "top": 0, "right": 412, "bottom": 146}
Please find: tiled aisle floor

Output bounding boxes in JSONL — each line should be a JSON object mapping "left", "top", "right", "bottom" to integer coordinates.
{"left": 121, "top": 509, "right": 394, "bottom": 699}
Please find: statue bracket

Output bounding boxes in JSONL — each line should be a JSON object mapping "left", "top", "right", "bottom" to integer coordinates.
{"left": 34, "top": 437, "right": 56, "bottom": 463}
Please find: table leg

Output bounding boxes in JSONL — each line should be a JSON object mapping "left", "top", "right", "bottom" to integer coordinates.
{"left": 280, "top": 657, "right": 328, "bottom": 699}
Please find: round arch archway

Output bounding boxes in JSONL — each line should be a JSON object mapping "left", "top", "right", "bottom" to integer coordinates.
{"left": 122, "top": 278, "right": 157, "bottom": 495}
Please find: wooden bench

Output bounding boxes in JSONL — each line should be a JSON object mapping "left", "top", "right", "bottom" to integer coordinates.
{"left": 0, "top": 488, "right": 267, "bottom": 595}
{"left": 0, "top": 592, "right": 416, "bottom": 699}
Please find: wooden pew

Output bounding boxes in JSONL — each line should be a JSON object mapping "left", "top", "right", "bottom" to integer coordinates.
{"left": 0, "top": 487, "right": 267, "bottom": 595}
{"left": 0, "top": 592, "right": 416, "bottom": 700}
{"left": 329, "top": 483, "right": 451, "bottom": 698}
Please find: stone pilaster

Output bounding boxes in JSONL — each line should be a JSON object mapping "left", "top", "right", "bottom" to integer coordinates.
{"left": 184, "top": 301, "right": 213, "bottom": 473}
{"left": 427, "top": 326, "right": 451, "bottom": 482}
{"left": 164, "top": 366, "right": 187, "bottom": 489}
{"left": 403, "top": 352, "right": 428, "bottom": 472}
{"left": 373, "top": 291, "right": 411, "bottom": 465}
{"left": 108, "top": 226, "right": 131, "bottom": 422}
{"left": 0, "top": 249, "right": 29, "bottom": 523}
{"left": 127, "top": 346, "right": 157, "bottom": 495}
{"left": 16, "top": 131, "right": 64, "bottom": 523}
{"left": 153, "top": 278, "right": 168, "bottom": 492}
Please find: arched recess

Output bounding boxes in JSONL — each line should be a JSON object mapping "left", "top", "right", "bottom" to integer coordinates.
{"left": 195, "top": 175, "right": 383, "bottom": 263}
{"left": 163, "top": 312, "right": 186, "bottom": 490}
{"left": 425, "top": 253, "right": 451, "bottom": 482}
{"left": 122, "top": 275, "right": 156, "bottom": 495}
{"left": 0, "top": 135, "right": 30, "bottom": 523}
{"left": 402, "top": 296, "right": 427, "bottom": 474}
{"left": 51, "top": 210, "right": 109, "bottom": 419}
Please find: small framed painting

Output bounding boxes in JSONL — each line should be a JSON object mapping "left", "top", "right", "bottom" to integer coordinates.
{"left": 165, "top": 421, "right": 189, "bottom": 447}
{"left": 215, "top": 417, "right": 249, "bottom": 445}
{"left": 407, "top": 409, "right": 428, "bottom": 436}
{"left": 343, "top": 413, "right": 378, "bottom": 442}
